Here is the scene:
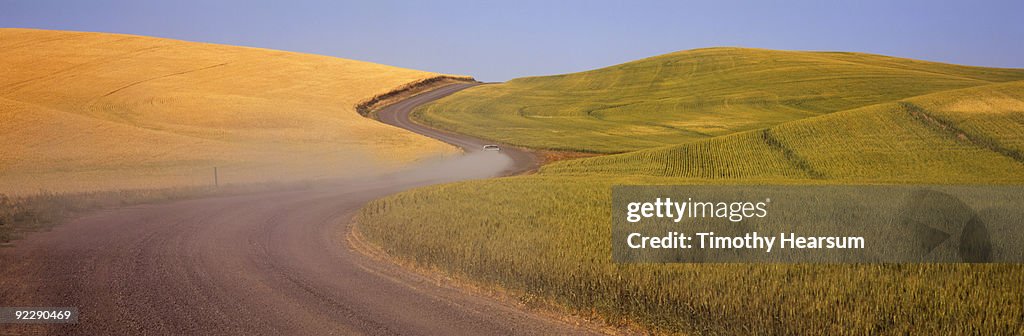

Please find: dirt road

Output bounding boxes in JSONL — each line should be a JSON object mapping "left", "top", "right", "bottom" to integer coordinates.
{"left": 0, "top": 84, "right": 598, "bottom": 335}
{"left": 375, "top": 83, "right": 537, "bottom": 174}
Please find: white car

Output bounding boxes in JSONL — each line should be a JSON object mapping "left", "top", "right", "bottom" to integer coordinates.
{"left": 482, "top": 145, "right": 501, "bottom": 151}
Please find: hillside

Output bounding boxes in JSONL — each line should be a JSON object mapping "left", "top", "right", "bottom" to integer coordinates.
{"left": 358, "top": 80, "right": 1024, "bottom": 334}
{"left": 413, "top": 47, "right": 1024, "bottom": 153}
{"left": 543, "top": 80, "right": 1024, "bottom": 182}
{"left": 0, "top": 29, "right": 464, "bottom": 194}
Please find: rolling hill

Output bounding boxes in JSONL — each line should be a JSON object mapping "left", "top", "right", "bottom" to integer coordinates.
{"left": 359, "top": 74, "right": 1024, "bottom": 333}
{"left": 413, "top": 47, "right": 1024, "bottom": 153}
{"left": 543, "top": 80, "right": 1024, "bottom": 183}
{"left": 0, "top": 29, "right": 466, "bottom": 194}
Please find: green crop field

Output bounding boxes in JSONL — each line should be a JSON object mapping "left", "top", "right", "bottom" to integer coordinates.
{"left": 543, "top": 80, "right": 1024, "bottom": 182}
{"left": 413, "top": 48, "right": 1024, "bottom": 153}
{"left": 359, "top": 76, "right": 1024, "bottom": 334}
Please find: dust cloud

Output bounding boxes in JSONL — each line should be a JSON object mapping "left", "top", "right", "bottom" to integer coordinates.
{"left": 362, "top": 151, "right": 514, "bottom": 188}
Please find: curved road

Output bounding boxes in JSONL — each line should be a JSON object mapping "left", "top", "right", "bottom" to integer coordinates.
{"left": 0, "top": 84, "right": 598, "bottom": 335}
{"left": 375, "top": 83, "right": 537, "bottom": 175}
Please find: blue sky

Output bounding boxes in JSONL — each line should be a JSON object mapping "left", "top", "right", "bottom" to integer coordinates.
{"left": 3, "top": 0, "right": 1022, "bottom": 81}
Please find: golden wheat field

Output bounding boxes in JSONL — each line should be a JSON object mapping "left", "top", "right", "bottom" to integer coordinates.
{"left": 0, "top": 28, "right": 462, "bottom": 195}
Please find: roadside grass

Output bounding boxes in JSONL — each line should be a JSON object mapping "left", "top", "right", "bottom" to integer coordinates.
{"left": 357, "top": 81, "right": 1024, "bottom": 334}
{"left": 413, "top": 47, "right": 1024, "bottom": 153}
{"left": 359, "top": 177, "right": 1024, "bottom": 335}
{"left": 0, "top": 182, "right": 313, "bottom": 244}
{"left": 0, "top": 28, "right": 460, "bottom": 195}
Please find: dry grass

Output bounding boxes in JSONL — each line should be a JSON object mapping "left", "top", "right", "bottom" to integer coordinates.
{"left": 0, "top": 181, "right": 313, "bottom": 244}
{"left": 0, "top": 28, "right": 461, "bottom": 195}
